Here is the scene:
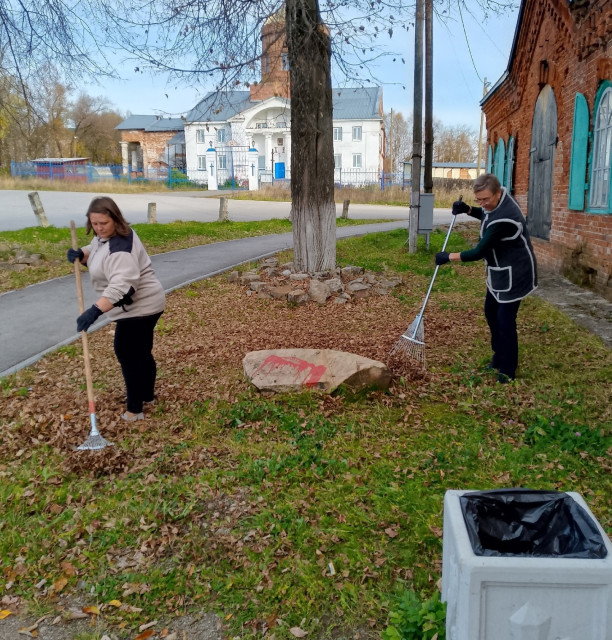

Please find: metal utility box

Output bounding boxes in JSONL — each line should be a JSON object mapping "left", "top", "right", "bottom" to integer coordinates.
{"left": 418, "top": 193, "right": 434, "bottom": 247}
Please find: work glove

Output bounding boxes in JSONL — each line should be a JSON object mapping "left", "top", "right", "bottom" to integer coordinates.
{"left": 67, "top": 248, "right": 84, "bottom": 263}
{"left": 77, "top": 305, "right": 103, "bottom": 332}
{"left": 452, "top": 199, "right": 470, "bottom": 215}
{"left": 435, "top": 251, "right": 450, "bottom": 266}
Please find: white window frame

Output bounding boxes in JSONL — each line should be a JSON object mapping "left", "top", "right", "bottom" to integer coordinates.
{"left": 281, "top": 52, "right": 290, "bottom": 71}
{"left": 218, "top": 154, "right": 227, "bottom": 170}
{"left": 589, "top": 86, "right": 612, "bottom": 210}
{"left": 333, "top": 127, "right": 343, "bottom": 141}
{"left": 197, "top": 155, "right": 206, "bottom": 170}
{"left": 196, "top": 129, "right": 207, "bottom": 144}
{"left": 352, "top": 153, "right": 362, "bottom": 168}
{"left": 352, "top": 126, "right": 362, "bottom": 141}
{"left": 216, "top": 129, "right": 226, "bottom": 143}
{"left": 334, "top": 154, "right": 342, "bottom": 169}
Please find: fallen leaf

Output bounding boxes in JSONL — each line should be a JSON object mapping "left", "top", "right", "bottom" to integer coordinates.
{"left": 384, "top": 527, "right": 398, "bottom": 538}
{"left": 108, "top": 599, "right": 122, "bottom": 607}
{"left": 289, "top": 628, "right": 308, "bottom": 638}
{"left": 60, "top": 562, "right": 76, "bottom": 576}
{"left": 17, "top": 630, "right": 37, "bottom": 638}
{"left": 0, "top": 610, "right": 12, "bottom": 620}
{"left": 82, "top": 606, "right": 100, "bottom": 616}
{"left": 139, "top": 620, "right": 158, "bottom": 632}
{"left": 134, "top": 630, "right": 154, "bottom": 640}
{"left": 52, "top": 577, "right": 68, "bottom": 593}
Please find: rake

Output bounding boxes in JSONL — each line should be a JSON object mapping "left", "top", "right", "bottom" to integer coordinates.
{"left": 70, "top": 221, "right": 114, "bottom": 451}
{"left": 390, "top": 211, "right": 458, "bottom": 367}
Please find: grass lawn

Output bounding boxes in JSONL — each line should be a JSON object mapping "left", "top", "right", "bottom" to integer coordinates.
{"left": 0, "top": 217, "right": 381, "bottom": 294}
{"left": 0, "top": 224, "right": 610, "bottom": 640}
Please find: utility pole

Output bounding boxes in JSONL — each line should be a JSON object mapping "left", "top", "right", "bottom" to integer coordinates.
{"left": 389, "top": 108, "right": 393, "bottom": 172}
{"left": 424, "top": 0, "right": 433, "bottom": 193}
{"left": 477, "top": 77, "right": 488, "bottom": 176}
{"left": 409, "top": 0, "right": 424, "bottom": 253}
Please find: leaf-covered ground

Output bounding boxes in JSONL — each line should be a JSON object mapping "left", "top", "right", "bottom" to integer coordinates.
{"left": 1, "top": 228, "right": 611, "bottom": 640}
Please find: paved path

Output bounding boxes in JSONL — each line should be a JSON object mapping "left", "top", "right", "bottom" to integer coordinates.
{"left": 1, "top": 221, "right": 417, "bottom": 376}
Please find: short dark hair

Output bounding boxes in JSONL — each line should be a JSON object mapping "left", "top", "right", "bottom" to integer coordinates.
{"left": 473, "top": 173, "right": 501, "bottom": 194}
{"left": 85, "top": 197, "right": 131, "bottom": 236}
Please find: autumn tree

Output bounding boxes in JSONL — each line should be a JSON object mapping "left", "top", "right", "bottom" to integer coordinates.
{"left": 384, "top": 110, "right": 412, "bottom": 173}
{"left": 434, "top": 122, "right": 479, "bottom": 163}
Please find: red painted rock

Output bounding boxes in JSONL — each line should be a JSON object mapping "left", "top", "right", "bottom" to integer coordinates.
{"left": 243, "top": 349, "right": 392, "bottom": 393}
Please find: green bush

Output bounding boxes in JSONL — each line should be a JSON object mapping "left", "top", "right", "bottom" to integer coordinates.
{"left": 382, "top": 590, "right": 446, "bottom": 640}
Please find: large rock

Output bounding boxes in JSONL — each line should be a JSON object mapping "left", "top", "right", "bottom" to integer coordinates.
{"left": 308, "top": 279, "right": 332, "bottom": 304}
{"left": 243, "top": 349, "right": 392, "bottom": 393}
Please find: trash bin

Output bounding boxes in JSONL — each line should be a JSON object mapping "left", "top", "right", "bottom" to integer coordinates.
{"left": 441, "top": 489, "right": 612, "bottom": 640}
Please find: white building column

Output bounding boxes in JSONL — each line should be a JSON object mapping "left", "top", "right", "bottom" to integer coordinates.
{"left": 284, "top": 132, "right": 291, "bottom": 180}
{"left": 264, "top": 134, "right": 273, "bottom": 171}
{"left": 248, "top": 146, "right": 259, "bottom": 191}
{"left": 206, "top": 147, "right": 218, "bottom": 190}
{"left": 120, "top": 142, "right": 129, "bottom": 175}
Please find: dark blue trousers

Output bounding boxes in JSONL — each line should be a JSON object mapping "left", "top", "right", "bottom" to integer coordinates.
{"left": 114, "top": 312, "right": 163, "bottom": 413}
{"left": 484, "top": 291, "right": 521, "bottom": 379}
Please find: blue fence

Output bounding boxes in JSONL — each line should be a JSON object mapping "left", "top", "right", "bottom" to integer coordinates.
{"left": 11, "top": 162, "right": 407, "bottom": 191}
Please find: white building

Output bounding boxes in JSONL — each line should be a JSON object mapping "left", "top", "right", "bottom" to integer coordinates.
{"left": 183, "top": 10, "right": 384, "bottom": 190}
{"left": 184, "top": 87, "right": 384, "bottom": 189}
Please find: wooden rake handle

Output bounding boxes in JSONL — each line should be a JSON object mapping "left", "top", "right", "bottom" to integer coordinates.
{"left": 70, "top": 221, "right": 96, "bottom": 413}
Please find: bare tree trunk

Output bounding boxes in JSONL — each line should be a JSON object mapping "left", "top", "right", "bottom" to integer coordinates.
{"left": 286, "top": 0, "right": 336, "bottom": 272}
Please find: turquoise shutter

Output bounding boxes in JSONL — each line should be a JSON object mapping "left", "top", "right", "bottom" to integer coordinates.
{"left": 568, "top": 93, "right": 589, "bottom": 210}
{"left": 494, "top": 138, "right": 506, "bottom": 184}
{"left": 505, "top": 136, "right": 515, "bottom": 192}
{"left": 487, "top": 145, "right": 493, "bottom": 173}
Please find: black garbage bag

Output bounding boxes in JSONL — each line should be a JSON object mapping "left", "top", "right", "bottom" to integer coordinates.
{"left": 459, "top": 489, "right": 608, "bottom": 558}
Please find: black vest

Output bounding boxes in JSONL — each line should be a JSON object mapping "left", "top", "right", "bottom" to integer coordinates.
{"left": 481, "top": 189, "right": 538, "bottom": 302}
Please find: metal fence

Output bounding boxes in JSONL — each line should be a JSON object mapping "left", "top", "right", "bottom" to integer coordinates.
{"left": 11, "top": 161, "right": 408, "bottom": 191}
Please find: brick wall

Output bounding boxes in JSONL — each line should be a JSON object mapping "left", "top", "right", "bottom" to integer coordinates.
{"left": 482, "top": 0, "right": 612, "bottom": 300}
{"left": 120, "top": 130, "right": 179, "bottom": 173}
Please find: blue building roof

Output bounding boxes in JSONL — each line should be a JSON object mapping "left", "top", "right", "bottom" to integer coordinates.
{"left": 115, "top": 115, "right": 185, "bottom": 131}
{"left": 185, "top": 87, "right": 382, "bottom": 123}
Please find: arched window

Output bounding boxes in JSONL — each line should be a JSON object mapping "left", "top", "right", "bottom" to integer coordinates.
{"left": 589, "top": 85, "right": 612, "bottom": 211}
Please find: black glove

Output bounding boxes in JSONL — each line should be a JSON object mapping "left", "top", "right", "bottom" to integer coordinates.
{"left": 435, "top": 251, "right": 450, "bottom": 266}
{"left": 452, "top": 199, "right": 470, "bottom": 215}
{"left": 77, "top": 305, "right": 103, "bottom": 332}
{"left": 67, "top": 248, "right": 84, "bottom": 263}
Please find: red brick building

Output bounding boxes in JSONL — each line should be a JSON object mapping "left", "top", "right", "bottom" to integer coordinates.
{"left": 481, "top": 0, "right": 612, "bottom": 300}
{"left": 116, "top": 115, "right": 185, "bottom": 177}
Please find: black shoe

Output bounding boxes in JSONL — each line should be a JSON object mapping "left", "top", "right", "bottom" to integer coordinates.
{"left": 497, "top": 373, "right": 515, "bottom": 384}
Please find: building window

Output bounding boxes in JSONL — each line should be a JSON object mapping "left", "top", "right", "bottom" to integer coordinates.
{"left": 217, "top": 129, "right": 226, "bottom": 143}
{"left": 197, "top": 155, "right": 206, "bottom": 170}
{"left": 352, "top": 126, "right": 362, "bottom": 141}
{"left": 333, "top": 127, "right": 342, "bottom": 141}
{"left": 277, "top": 138, "right": 284, "bottom": 146}
{"left": 218, "top": 154, "right": 227, "bottom": 170}
{"left": 281, "top": 52, "right": 290, "bottom": 71}
{"left": 196, "top": 129, "right": 206, "bottom": 144}
{"left": 589, "top": 86, "right": 612, "bottom": 210}
{"left": 256, "top": 122, "right": 268, "bottom": 129}
{"left": 352, "top": 153, "right": 362, "bottom": 168}
{"left": 334, "top": 154, "right": 342, "bottom": 169}
{"left": 264, "top": 55, "right": 270, "bottom": 74}
{"left": 258, "top": 155, "right": 266, "bottom": 170}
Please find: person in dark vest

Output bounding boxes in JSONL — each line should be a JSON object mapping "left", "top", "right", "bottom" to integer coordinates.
{"left": 435, "top": 173, "right": 538, "bottom": 383}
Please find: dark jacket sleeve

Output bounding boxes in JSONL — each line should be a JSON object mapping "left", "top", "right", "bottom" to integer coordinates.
{"left": 460, "top": 222, "right": 517, "bottom": 262}
{"left": 467, "top": 206, "right": 484, "bottom": 221}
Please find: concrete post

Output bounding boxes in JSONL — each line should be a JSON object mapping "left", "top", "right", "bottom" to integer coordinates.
{"left": 342, "top": 199, "right": 350, "bottom": 219}
{"left": 28, "top": 192, "right": 49, "bottom": 227}
{"left": 248, "top": 147, "right": 259, "bottom": 191}
{"left": 218, "top": 197, "right": 228, "bottom": 221}
{"left": 147, "top": 202, "right": 157, "bottom": 224}
{"left": 120, "top": 141, "right": 129, "bottom": 175}
{"left": 206, "top": 148, "right": 218, "bottom": 191}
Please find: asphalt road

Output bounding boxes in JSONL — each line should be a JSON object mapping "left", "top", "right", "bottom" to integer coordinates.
{"left": 0, "top": 189, "right": 422, "bottom": 230}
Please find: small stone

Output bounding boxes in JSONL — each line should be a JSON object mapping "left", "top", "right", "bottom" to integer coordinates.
{"left": 249, "top": 281, "right": 267, "bottom": 292}
{"left": 333, "top": 296, "right": 348, "bottom": 304}
{"left": 341, "top": 265, "right": 364, "bottom": 278}
{"left": 267, "top": 285, "right": 293, "bottom": 300}
{"left": 262, "top": 257, "right": 279, "bottom": 267}
{"left": 227, "top": 271, "right": 240, "bottom": 283}
{"left": 290, "top": 273, "right": 309, "bottom": 281}
{"left": 241, "top": 273, "right": 261, "bottom": 284}
{"left": 309, "top": 279, "right": 332, "bottom": 304}
{"left": 326, "top": 278, "right": 344, "bottom": 294}
{"left": 281, "top": 269, "right": 292, "bottom": 277}
{"left": 287, "top": 289, "right": 309, "bottom": 305}
{"left": 346, "top": 281, "right": 371, "bottom": 293}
